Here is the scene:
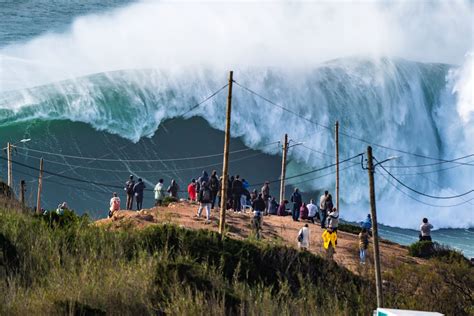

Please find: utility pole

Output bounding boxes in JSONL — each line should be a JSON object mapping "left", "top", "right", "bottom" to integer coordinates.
{"left": 335, "top": 121, "right": 340, "bottom": 213}
{"left": 7, "top": 142, "right": 12, "bottom": 189}
{"left": 279, "top": 133, "right": 289, "bottom": 203}
{"left": 20, "top": 180, "right": 26, "bottom": 207}
{"left": 218, "top": 71, "right": 233, "bottom": 236}
{"left": 367, "top": 146, "right": 383, "bottom": 308}
{"left": 36, "top": 158, "right": 44, "bottom": 214}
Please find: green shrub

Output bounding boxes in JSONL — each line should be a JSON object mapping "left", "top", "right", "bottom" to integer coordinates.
{"left": 338, "top": 223, "right": 361, "bottom": 235}
{"left": 162, "top": 196, "right": 178, "bottom": 206}
{"left": 408, "top": 241, "right": 468, "bottom": 263}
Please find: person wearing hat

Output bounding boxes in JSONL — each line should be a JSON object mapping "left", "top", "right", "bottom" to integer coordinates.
{"left": 124, "top": 175, "right": 135, "bottom": 210}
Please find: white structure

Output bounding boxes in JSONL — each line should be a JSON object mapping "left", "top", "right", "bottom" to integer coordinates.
{"left": 375, "top": 309, "right": 443, "bottom": 316}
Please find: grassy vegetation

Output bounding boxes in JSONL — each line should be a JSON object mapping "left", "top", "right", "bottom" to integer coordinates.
{"left": 0, "top": 207, "right": 374, "bottom": 315}
{"left": 1, "top": 206, "right": 472, "bottom": 315}
{"left": 408, "top": 240, "right": 469, "bottom": 263}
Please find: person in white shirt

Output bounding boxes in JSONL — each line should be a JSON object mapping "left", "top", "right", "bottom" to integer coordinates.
{"left": 154, "top": 179, "right": 165, "bottom": 206}
{"left": 307, "top": 199, "right": 318, "bottom": 224}
{"left": 327, "top": 207, "right": 339, "bottom": 232}
{"left": 109, "top": 193, "right": 120, "bottom": 218}
{"left": 297, "top": 224, "right": 310, "bottom": 249}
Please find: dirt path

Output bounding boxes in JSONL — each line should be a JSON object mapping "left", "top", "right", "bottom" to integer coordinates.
{"left": 95, "top": 201, "right": 424, "bottom": 274}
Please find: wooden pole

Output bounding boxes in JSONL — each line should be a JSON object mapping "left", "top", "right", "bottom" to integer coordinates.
{"left": 7, "top": 142, "right": 12, "bottom": 189}
{"left": 20, "top": 180, "right": 26, "bottom": 207}
{"left": 367, "top": 146, "right": 383, "bottom": 307}
{"left": 36, "top": 158, "right": 44, "bottom": 214}
{"left": 218, "top": 71, "right": 233, "bottom": 236}
{"left": 335, "top": 121, "right": 339, "bottom": 212}
{"left": 279, "top": 134, "right": 288, "bottom": 204}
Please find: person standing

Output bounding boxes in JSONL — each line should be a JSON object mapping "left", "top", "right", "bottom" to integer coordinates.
{"left": 261, "top": 181, "right": 270, "bottom": 215}
{"left": 251, "top": 193, "right": 266, "bottom": 239}
{"left": 109, "top": 192, "right": 120, "bottom": 218}
{"left": 419, "top": 218, "right": 434, "bottom": 241}
{"left": 307, "top": 199, "right": 318, "bottom": 224}
{"left": 327, "top": 207, "right": 339, "bottom": 232}
{"left": 322, "top": 227, "right": 337, "bottom": 259}
{"left": 359, "top": 228, "right": 369, "bottom": 264}
{"left": 297, "top": 224, "right": 310, "bottom": 250}
{"left": 124, "top": 175, "right": 135, "bottom": 210}
{"left": 290, "top": 188, "right": 302, "bottom": 221}
{"left": 187, "top": 179, "right": 197, "bottom": 202}
{"left": 154, "top": 179, "right": 165, "bottom": 206}
{"left": 231, "top": 175, "right": 243, "bottom": 212}
{"left": 319, "top": 190, "right": 329, "bottom": 228}
{"left": 167, "top": 179, "right": 179, "bottom": 198}
{"left": 198, "top": 170, "right": 209, "bottom": 189}
{"left": 323, "top": 194, "right": 334, "bottom": 228}
{"left": 209, "top": 170, "right": 220, "bottom": 209}
{"left": 197, "top": 181, "right": 212, "bottom": 222}
{"left": 133, "top": 178, "right": 146, "bottom": 211}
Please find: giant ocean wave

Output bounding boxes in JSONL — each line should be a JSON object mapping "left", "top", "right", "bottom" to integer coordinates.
{"left": 0, "top": 56, "right": 472, "bottom": 228}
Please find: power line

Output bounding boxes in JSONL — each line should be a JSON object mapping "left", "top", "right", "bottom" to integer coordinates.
{"left": 16, "top": 151, "right": 268, "bottom": 173}
{"left": 376, "top": 160, "right": 474, "bottom": 199}
{"left": 17, "top": 144, "right": 271, "bottom": 163}
{"left": 379, "top": 170, "right": 474, "bottom": 208}
{"left": 384, "top": 153, "right": 474, "bottom": 169}
{"left": 233, "top": 80, "right": 474, "bottom": 167}
{"left": 249, "top": 152, "right": 363, "bottom": 187}
{"left": 389, "top": 158, "right": 474, "bottom": 176}
{"left": 164, "top": 83, "right": 229, "bottom": 125}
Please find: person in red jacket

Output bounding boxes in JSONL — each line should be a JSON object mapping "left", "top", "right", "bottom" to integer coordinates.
{"left": 188, "top": 179, "right": 197, "bottom": 201}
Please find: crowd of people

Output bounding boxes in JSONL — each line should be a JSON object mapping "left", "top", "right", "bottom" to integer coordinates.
{"left": 106, "top": 172, "right": 435, "bottom": 264}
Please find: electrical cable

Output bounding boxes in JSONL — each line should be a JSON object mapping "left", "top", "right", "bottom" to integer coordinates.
{"left": 375, "top": 159, "right": 474, "bottom": 199}
{"left": 248, "top": 152, "right": 363, "bottom": 187}
{"left": 378, "top": 170, "right": 474, "bottom": 208}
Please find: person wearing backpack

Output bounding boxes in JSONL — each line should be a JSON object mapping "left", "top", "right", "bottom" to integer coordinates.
{"left": 197, "top": 181, "right": 212, "bottom": 222}
{"left": 297, "top": 224, "right": 309, "bottom": 249}
{"left": 124, "top": 175, "right": 135, "bottom": 210}
{"left": 167, "top": 179, "right": 179, "bottom": 198}
{"left": 133, "top": 178, "right": 146, "bottom": 211}
{"left": 109, "top": 192, "right": 121, "bottom": 218}
{"left": 209, "top": 170, "right": 219, "bottom": 209}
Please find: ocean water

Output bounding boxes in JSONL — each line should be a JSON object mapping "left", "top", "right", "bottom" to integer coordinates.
{"left": 0, "top": 0, "right": 472, "bottom": 257}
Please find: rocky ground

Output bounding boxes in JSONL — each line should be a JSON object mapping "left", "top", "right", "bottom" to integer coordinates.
{"left": 95, "top": 201, "right": 424, "bottom": 274}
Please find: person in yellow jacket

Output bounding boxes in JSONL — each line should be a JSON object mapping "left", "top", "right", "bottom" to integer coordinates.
{"left": 322, "top": 227, "right": 337, "bottom": 259}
